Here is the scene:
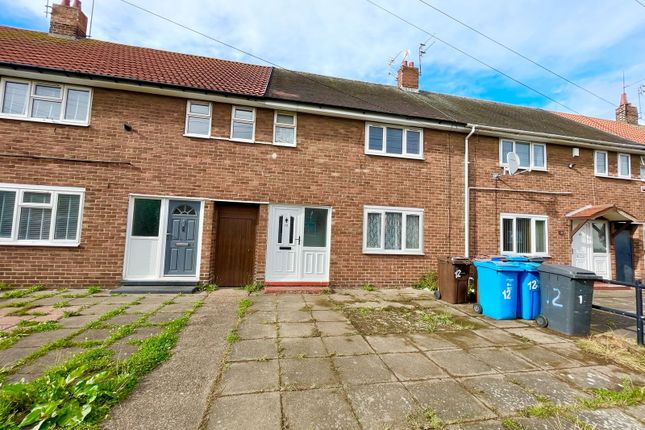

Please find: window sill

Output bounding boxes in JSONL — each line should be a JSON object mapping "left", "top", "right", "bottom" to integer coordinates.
{"left": 363, "top": 250, "right": 424, "bottom": 256}
{"left": 594, "top": 174, "right": 641, "bottom": 182}
{"left": 498, "top": 164, "right": 548, "bottom": 172}
{"left": 272, "top": 141, "right": 297, "bottom": 148}
{"left": 365, "top": 151, "right": 424, "bottom": 161}
{"left": 0, "top": 241, "right": 80, "bottom": 247}
{"left": 183, "top": 133, "right": 211, "bottom": 139}
{"left": 0, "top": 114, "right": 89, "bottom": 127}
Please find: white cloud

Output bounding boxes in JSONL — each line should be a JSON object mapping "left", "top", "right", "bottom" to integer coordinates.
{"left": 3, "top": 0, "right": 645, "bottom": 119}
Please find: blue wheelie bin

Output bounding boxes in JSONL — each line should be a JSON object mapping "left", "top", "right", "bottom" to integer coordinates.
{"left": 473, "top": 259, "right": 523, "bottom": 319}
{"left": 506, "top": 257, "right": 542, "bottom": 320}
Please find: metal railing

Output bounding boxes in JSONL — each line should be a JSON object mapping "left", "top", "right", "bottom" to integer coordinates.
{"left": 592, "top": 279, "right": 644, "bottom": 346}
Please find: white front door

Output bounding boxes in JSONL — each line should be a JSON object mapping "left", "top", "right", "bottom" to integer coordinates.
{"left": 266, "top": 205, "right": 331, "bottom": 283}
{"left": 571, "top": 221, "right": 610, "bottom": 279}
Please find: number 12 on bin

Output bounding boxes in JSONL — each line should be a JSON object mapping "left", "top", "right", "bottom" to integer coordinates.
{"left": 502, "top": 287, "right": 512, "bottom": 300}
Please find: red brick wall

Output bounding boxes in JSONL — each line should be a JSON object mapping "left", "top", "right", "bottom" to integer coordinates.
{"left": 0, "top": 83, "right": 643, "bottom": 288}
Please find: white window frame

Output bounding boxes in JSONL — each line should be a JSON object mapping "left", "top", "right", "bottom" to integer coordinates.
{"left": 0, "top": 77, "right": 92, "bottom": 126}
{"left": 364, "top": 123, "right": 424, "bottom": 160}
{"left": 499, "top": 213, "right": 549, "bottom": 257}
{"left": 0, "top": 183, "right": 85, "bottom": 247}
{"left": 363, "top": 205, "right": 424, "bottom": 255}
{"left": 640, "top": 155, "right": 645, "bottom": 181}
{"left": 184, "top": 100, "right": 212, "bottom": 138}
{"left": 230, "top": 106, "right": 256, "bottom": 142}
{"left": 499, "top": 139, "right": 547, "bottom": 171}
{"left": 617, "top": 153, "right": 631, "bottom": 178}
{"left": 594, "top": 150, "right": 609, "bottom": 177}
{"left": 273, "top": 111, "right": 297, "bottom": 147}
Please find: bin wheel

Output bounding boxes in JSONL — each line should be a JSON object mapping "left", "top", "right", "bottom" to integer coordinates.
{"left": 472, "top": 303, "right": 483, "bottom": 314}
{"left": 434, "top": 291, "right": 441, "bottom": 300}
{"left": 535, "top": 315, "right": 548, "bottom": 328}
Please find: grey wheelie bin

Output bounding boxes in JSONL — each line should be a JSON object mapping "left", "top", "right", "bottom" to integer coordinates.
{"left": 535, "top": 264, "right": 600, "bottom": 336}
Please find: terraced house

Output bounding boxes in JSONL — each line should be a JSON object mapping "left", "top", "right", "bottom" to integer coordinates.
{"left": 1, "top": 1, "right": 644, "bottom": 290}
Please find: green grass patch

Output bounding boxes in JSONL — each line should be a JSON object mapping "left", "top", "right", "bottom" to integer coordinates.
{"left": 0, "top": 321, "right": 61, "bottom": 351}
{"left": 86, "top": 286, "right": 102, "bottom": 295}
{"left": 1, "top": 285, "right": 45, "bottom": 299}
{"left": 237, "top": 299, "right": 253, "bottom": 318}
{"left": 361, "top": 283, "right": 376, "bottom": 292}
{"left": 521, "top": 400, "right": 560, "bottom": 418}
{"left": 407, "top": 407, "right": 443, "bottom": 429}
{"left": 579, "top": 380, "right": 645, "bottom": 409}
{"left": 226, "top": 329, "right": 240, "bottom": 344}
{"left": 53, "top": 301, "right": 70, "bottom": 309}
{"left": 243, "top": 281, "right": 264, "bottom": 294}
{"left": 412, "top": 272, "right": 438, "bottom": 291}
{"left": 198, "top": 283, "right": 218, "bottom": 292}
{"left": 0, "top": 301, "right": 201, "bottom": 429}
{"left": 63, "top": 310, "right": 82, "bottom": 318}
{"left": 501, "top": 418, "right": 525, "bottom": 430}
{"left": 577, "top": 334, "right": 645, "bottom": 374}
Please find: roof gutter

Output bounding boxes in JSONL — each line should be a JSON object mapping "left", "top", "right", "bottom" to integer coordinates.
{"left": 469, "top": 123, "right": 645, "bottom": 154}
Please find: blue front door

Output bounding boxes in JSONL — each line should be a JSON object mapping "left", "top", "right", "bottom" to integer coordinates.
{"left": 164, "top": 200, "right": 200, "bottom": 276}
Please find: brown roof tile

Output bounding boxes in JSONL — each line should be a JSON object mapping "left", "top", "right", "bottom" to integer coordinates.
{"left": 554, "top": 112, "right": 645, "bottom": 145}
{"left": 0, "top": 26, "right": 272, "bottom": 96}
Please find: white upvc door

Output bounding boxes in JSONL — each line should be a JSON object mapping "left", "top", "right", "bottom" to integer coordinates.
{"left": 266, "top": 205, "right": 331, "bottom": 283}
{"left": 571, "top": 221, "right": 610, "bottom": 279}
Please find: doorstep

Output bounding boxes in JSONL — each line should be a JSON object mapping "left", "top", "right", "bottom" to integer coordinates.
{"left": 264, "top": 282, "right": 330, "bottom": 295}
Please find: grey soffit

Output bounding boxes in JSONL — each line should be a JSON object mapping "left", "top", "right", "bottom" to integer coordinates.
{"left": 266, "top": 68, "right": 640, "bottom": 146}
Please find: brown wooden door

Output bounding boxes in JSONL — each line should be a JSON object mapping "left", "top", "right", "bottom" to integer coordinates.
{"left": 214, "top": 204, "right": 258, "bottom": 287}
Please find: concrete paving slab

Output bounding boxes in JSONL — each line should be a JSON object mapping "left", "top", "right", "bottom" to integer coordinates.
{"left": 67, "top": 297, "right": 102, "bottom": 306}
{"left": 279, "top": 322, "right": 317, "bottom": 338}
{"left": 333, "top": 355, "right": 397, "bottom": 385}
{"left": 576, "top": 408, "right": 644, "bottom": 429}
{"left": 110, "top": 339, "right": 139, "bottom": 361}
{"left": 311, "top": 310, "right": 348, "bottom": 322}
{"left": 541, "top": 342, "right": 606, "bottom": 366}
{"left": 207, "top": 392, "right": 281, "bottom": 430}
{"left": 380, "top": 352, "right": 447, "bottom": 381}
{"left": 282, "top": 388, "right": 360, "bottom": 430}
{"left": 446, "top": 420, "right": 509, "bottom": 429}
{"left": 469, "top": 348, "right": 537, "bottom": 373}
{"left": 302, "top": 296, "right": 335, "bottom": 310}
{"left": 127, "top": 326, "right": 163, "bottom": 341}
{"left": 58, "top": 315, "right": 97, "bottom": 328}
{"left": 12, "top": 328, "right": 75, "bottom": 348}
{"left": 83, "top": 304, "right": 126, "bottom": 315}
{"left": 146, "top": 311, "right": 185, "bottom": 325}
{"left": 365, "top": 335, "right": 419, "bottom": 353}
{"left": 511, "top": 345, "right": 580, "bottom": 369}
{"left": 425, "top": 350, "right": 497, "bottom": 377}
{"left": 5, "top": 347, "right": 84, "bottom": 382}
{"left": 480, "top": 318, "right": 531, "bottom": 329}
{"left": 556, "top": 366, "right": 625, "bottom": 390}
{"left": 322, "top": 335, "right": 373, "bottom": 356}
{"left": 346, "top": 382, "right": 417, "bottom": 430}
{"left": 280, "top": 337, "right": 328, "bottom": 358}
{"left": 73, "top": 328, "right": 111, "bottom": 342}
{"left": 277, "top": 310, "right": 312, "bottom": 323}
{"left": 461, "top": 375, "right": 538, "bottom": 416}
{"left": 407, "top": 332, "right": 459, "bottom": 351}
{"left": 237, "top": 321, "right": 277, "bottom": 339}
{"left": 281, "top": 357, "right": 339, "bottom": 390}
{"left": 507, "top": 327, "right": 570, "bottom": 344}
{"left": 316, "top": 321, "right": 358, "bottom": 336}
{"left": 514, "top": 416, "right": 578, "bottom": 430}
{"left": 105, "top": 313, "right": 142, "bottom": 326}
{"left": 219, "top": 360, "right": 280, "bottom": 395}
{"left": 245, "top": 310, "right": 277, "bottom": 323}
{"left": 229, "top": 339, "right": 278, "bottom": 361}
{"left": 473, "top": 329, "right": 528, "bottom": 346}
{"left": 505, "top": 372, "right": 589, "bottom": 405}
{"left": 157, "top": 303, "right": 195, "bottom": 314}
{"left": 597, "top": 364, "right": 645, "bottom": 387}
{"left": 624, "top": 404, "right": 645, "bottom": 422}
{"left": 405, "top": 379, "right": 496, "bottom": 423}
{"left": 438, "top": 330, "right": 495, "bottom": 349}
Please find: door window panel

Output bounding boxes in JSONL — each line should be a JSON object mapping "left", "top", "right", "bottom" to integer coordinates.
{"left": 303, "top": 208, "right": 327, "bottom": 247}
{"left": 592, "top": 223, "right": 607, "bottom": 253}
{"left": 131, "top": 199, "right": 161, "bottom": 237}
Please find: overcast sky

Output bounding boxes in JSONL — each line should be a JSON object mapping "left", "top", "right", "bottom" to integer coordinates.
{"left": 2, "top": 0, "right": 644, "bottom": 120}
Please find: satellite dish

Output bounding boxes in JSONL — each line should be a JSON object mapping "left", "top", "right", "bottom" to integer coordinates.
{"left": 507, "top": 152, "right": 520, "bottom": 175}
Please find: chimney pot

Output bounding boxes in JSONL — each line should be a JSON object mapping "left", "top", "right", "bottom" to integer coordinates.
{"left": 615, "top": 92, "right": 639, "bottom": 125}
{"left": 49, "top": 0, "right": 88, "bottom": 38}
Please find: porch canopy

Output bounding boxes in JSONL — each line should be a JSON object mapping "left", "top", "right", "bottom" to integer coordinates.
{"left": 566, "top": 204, "right": 641, "bottom": 238}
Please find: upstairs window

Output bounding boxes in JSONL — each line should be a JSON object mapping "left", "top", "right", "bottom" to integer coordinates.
{"left": 365, "top": 124, "right": 423, "bottom": 159}
{"left": 1, "top": 78, "right": 91, "bottom": 125}
{"left": 618, "top": 153, "right": 631, "bottom": 178}
{"left": 501, "top": 214, "right": 548, "bottom": 256}
{"left": 231, "top": 106, "right": 255, "bottom": 142}
{"left": 640, "top": 156, "right": 645, "bottom": 180}
{"left": 363, "top": 206, "right": 423, "bottom": 254}
{"left": 594, "top": 150, "right": 608, "bottom": 176}
{"left": 273, "top": 111, "right": 297, "bottom": 146}
{"left": 185, "top": 101, "right": 212, "bottom": 137}
{"left": 500, "top": 139, "right": 546, "bottom": 170}
{"left": 0, "top": 184, "right": 84, "bottom": 246}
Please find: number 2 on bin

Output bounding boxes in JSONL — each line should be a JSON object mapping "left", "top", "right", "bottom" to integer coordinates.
{"left": 502, "top": 287, "right": 512, "bottom": 300}
{"left": 552, "top": 288, "right": 563, "bottom": 308}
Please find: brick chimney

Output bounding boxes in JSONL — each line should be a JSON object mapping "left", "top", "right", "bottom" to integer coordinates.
{"left": 49, "top": 0, "right": 88, "bottom": 38}
{"left": 397, "top": 60, "right": 419, "bottom": 92}
{"left": 615, "top": 92, "right": 639, "bottom": 125}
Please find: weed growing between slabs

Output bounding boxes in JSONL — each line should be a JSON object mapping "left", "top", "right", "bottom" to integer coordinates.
{"left": 0, "top": 299, "right": 204, "bottom": 429}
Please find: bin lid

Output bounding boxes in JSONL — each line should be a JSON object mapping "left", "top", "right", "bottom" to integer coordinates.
{"left": 505, "top": 256, "right": 529, "bottom": 262}
{"left": 473, "top": 260, "right": 524, "bottom": 271}
{"left": 537, "top": 264, "right": 601, "bottom": 279}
